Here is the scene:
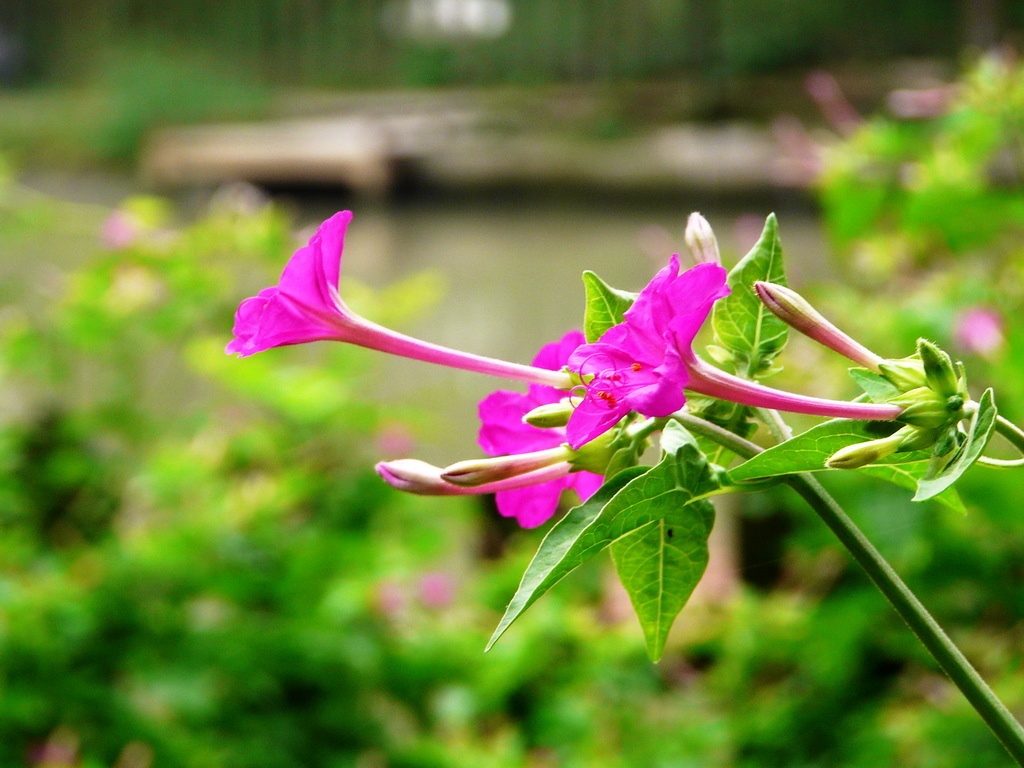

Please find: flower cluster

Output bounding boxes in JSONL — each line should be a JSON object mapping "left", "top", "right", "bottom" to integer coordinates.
{"left": 228, "top": 211, "right": 903, "bottom": 527}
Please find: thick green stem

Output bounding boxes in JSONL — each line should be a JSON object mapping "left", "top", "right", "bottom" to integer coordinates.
{"left": 672, "top": 410, "right": 1024, "bottom": 765}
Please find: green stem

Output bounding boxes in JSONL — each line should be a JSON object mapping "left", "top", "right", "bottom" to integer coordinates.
{"left": 978, "top": 416, "right": 1024, "bottom": 468}
{"left": 996, "top": 416, "right": 1024, "bottom": 455}
{"left": 672, "top": 410, "right": 1024, "bottom": 765}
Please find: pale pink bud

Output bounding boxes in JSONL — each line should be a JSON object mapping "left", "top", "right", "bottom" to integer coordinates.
{"left": 684, "top": 212, "right": 720, "bottom": 264}
{"left": 754, "top": 281, "right": 884, "bottom": 371}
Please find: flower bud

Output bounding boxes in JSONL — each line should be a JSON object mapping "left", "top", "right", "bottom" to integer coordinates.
{"left": 442, "top": 446, "right": 570, "bottom": 487}
{"left": 522, "top": 400, "right": 573, "bottom": 429}
{"left": 896, "top": 425, "right": 941, "bottom": 452}
{"left": 685, "top": 212, "right": 720, "bottom": 264}
{"left": 753, "top": 281, "right": 883, "bottom": 370}
{"left": 877, "top": 358, "right": 927, "bottom": 391}
{"left": 826, "top": 433, "right": 904, "bottom": 469}
{"left": 826, "top": 425, "right": 938, "bottom": 469}
{"left": 376, "top": 459, "right": 456, "bottom": 495}
{"left": 917, "top": 339, "right": 960, "bottom": 400}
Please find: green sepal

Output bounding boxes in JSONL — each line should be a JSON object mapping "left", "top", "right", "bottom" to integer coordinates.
{"left": 914, "top": 388, "right": 997, "bottom": 502}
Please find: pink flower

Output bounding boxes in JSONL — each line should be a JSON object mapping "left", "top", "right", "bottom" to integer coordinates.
{"left": 100, "top": 210, "right": 140, "bottom": 250}
{"left": 227, "top": 211, "right": 571, "bottom": 389}
{"left": 956, "top": 307, "right": 1004, "bottom": 357}
{"left": 418, "top": 571, "right": 457, "bottom": 608}
{"left": 566, "top": 259, "right": 730, "bottom": 448}
{"left": 478, "top": 330, "right": 603, "bottom": 527}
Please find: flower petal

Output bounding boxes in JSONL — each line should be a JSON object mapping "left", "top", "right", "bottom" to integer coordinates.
{"left": 495, "top": 478, "right": 569, "bottom": 528}
{"left": 278, "top": 211, "right": 353, "bottom": 311}
{"left": 225, "top": 287, "right": 339, "bottom": 356}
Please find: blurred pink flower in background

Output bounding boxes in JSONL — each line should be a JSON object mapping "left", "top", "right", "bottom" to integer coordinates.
{"left": 418, "top": 571, "right": 456, "bottom": 608}
{"left": 374, "top": 580, "right": 407, "bottom": 619}
{"left": 100, "top": 210, "right": 140, "bottom": 250}
{"left": 375, "top": 422, "right": 417, "bottom": 458}
{"left": 956, "top": 307, "right": 1005, "bottom": 357}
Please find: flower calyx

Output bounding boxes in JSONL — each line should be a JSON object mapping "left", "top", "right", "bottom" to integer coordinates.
{"left": 878, "top": 340, "right": 968, "bottom": 430}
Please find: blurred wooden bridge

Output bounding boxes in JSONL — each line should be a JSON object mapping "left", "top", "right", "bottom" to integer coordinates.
{"left": 142, "top": 93, "right": 782, "bottom": 195}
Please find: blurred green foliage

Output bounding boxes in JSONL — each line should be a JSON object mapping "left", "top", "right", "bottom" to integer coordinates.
{"left": 821, "top": 54, "right": 1024, "bottom": 277}
{"left": 5, "top": 57, "right": 1024, "bottom": 765}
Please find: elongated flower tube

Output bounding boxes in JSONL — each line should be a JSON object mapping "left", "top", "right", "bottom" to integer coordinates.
{"left": 686, "top": 357, "right": 903, "bottom": 420}
{"left": 227, "top": 211, "right": 570, "bottom": 389}
{"left": 753, "top": 281, "right": 883, "bottom": 371}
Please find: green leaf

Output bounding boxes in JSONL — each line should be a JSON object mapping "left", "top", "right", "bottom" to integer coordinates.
{"left": 711, "top": 214, "right": 789, "bottom": 378}
{"left": 728, "top": 418, "right": 927, "bottom": 482}
{"left": 849, "top": 367, "right": 900, "bottom": 403}
{"left": 914, "top": 388, "right": 997, "bottom": 502}
{"left": 581, "top": 270, "right": 638, "bottom": 343}
{"left": 610, "top": 497, "right": 714, "bottom": 661}
{"left": 485, "top": 467, "right": 647, "bottom": 652}
{"left": 486, "top": 424, "right": 719, "bottom": 656}
{"left": 857, "top": 462, "right": 966, "bottom": 515}
{"left": 613, "top": 422, "right": 719, "bottom": 660}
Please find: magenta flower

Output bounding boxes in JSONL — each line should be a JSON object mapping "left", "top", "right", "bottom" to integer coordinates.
{"left": 566, "top": 259, "right": 730, "bottom": 448}
{"left": 478, "top": 330, "right": 603, "bottom": 527}
{"left": 227, "top": 211, "right": 571, "bottom": 389}
{"left": 565, "top": 257, "right": 902, "bottom": 449}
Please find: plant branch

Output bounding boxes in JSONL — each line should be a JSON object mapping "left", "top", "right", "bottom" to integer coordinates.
{"left": 671, "top": 409, "right": 1024, "bottom": 765}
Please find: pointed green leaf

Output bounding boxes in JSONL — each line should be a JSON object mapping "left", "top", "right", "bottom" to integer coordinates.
{"left": 604, "top": 442, "right": 644, "bottom": 478}
{"left": 582, "top": 271, "right": 638, "bottom": 343}
{"left": 610, "top": 491, "right": 714, "bottom": 660}
{"left": 487, "top": 424, "right": 718, "bottom": 652}
{"left": 485, "top": 466, "right": 646, "bottom": 651}
{"left": 728, "top": 418, "right": 928, "bottom": 482}
{"left": 914, "top": 388, "right": 997, "bottom": 502}
{"left": 711, "top": 214, "right": 789, "bottom": 378}
{"left": 856, "top": 462, "right": 966, "bottom": 515}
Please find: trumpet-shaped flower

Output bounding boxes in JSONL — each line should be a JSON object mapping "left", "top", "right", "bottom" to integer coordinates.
{"left": 227, "top": 211, "right": 570, "bottom": 389}
{"left": 566, "top": 259, "right": 730, "bottom": 448}
{"left": 566, "top": 257, "right": 902, "bottom": 449}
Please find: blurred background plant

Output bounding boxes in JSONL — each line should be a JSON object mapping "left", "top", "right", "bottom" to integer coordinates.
{"left": 4, "top": 1, "right": 1024, "bottom": 766}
